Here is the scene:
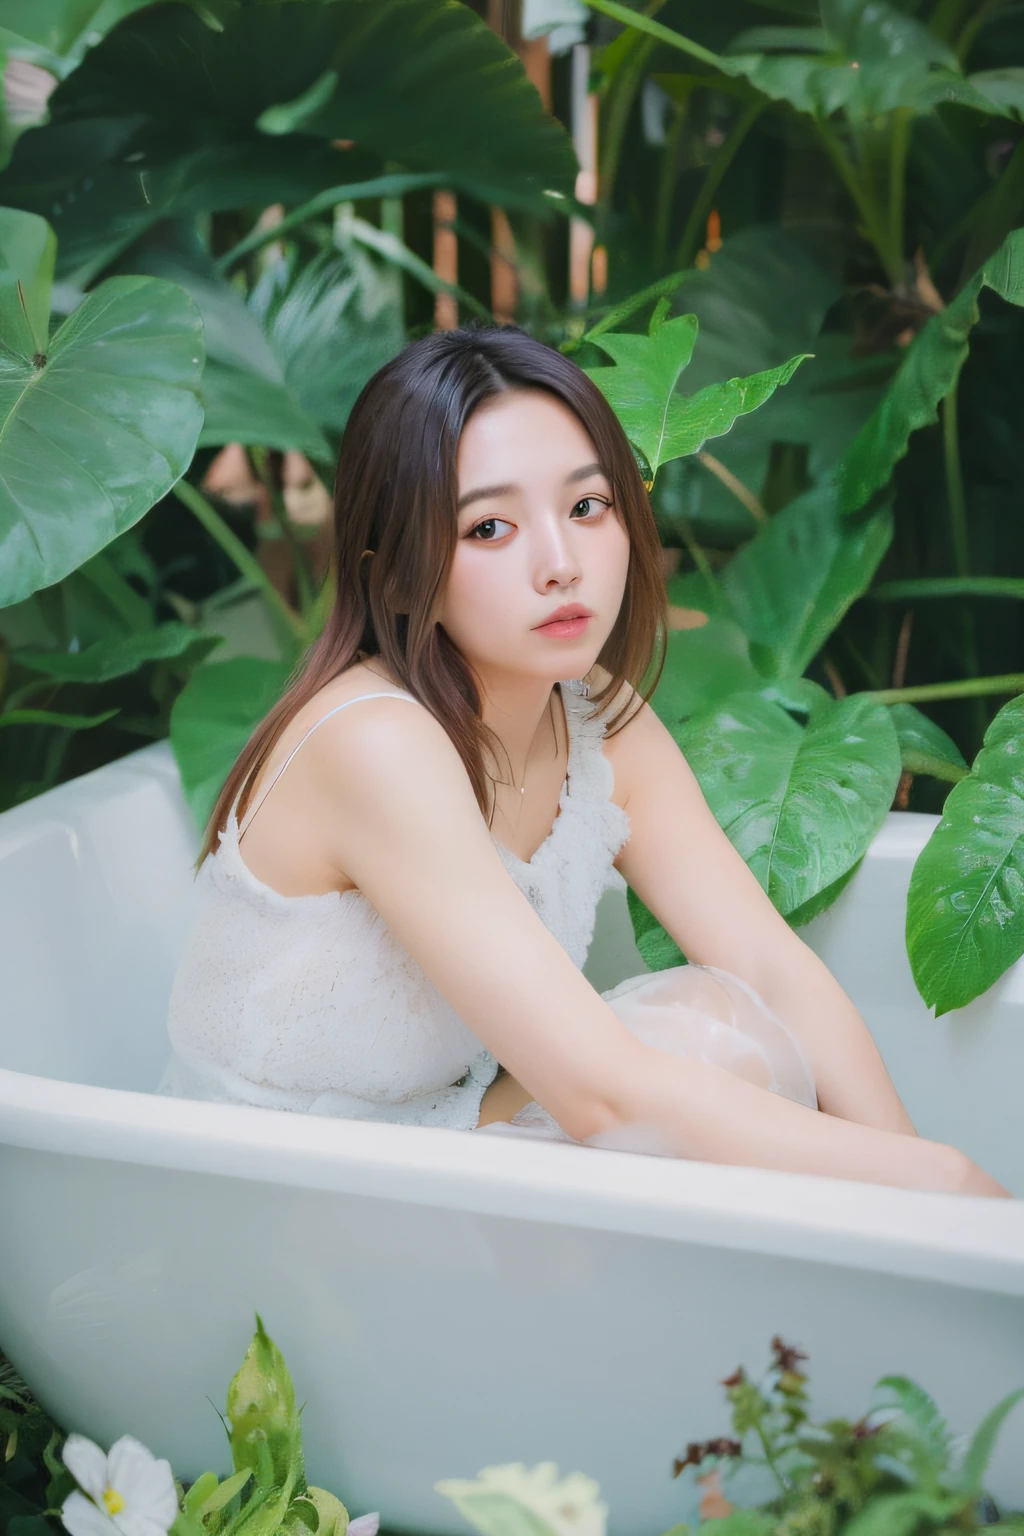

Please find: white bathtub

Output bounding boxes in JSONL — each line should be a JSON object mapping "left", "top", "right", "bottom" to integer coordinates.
{"left": 0, "top": 742, "right": 1022, "bottom": 1529}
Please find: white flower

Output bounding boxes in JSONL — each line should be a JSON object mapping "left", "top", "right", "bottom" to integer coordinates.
{"left": 347, "top": 1517, "right": 380, "bottom": 1536}
{"left": 61, "top": 1433, "right": 179, "bottom": 1536}
{"left": 435, "top": 1462, "right": 607, "bottom": 1536}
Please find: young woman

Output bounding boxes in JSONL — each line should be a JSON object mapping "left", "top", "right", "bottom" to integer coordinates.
{"left": 160, "top": 325, "right": 1008, "bottom": 1198}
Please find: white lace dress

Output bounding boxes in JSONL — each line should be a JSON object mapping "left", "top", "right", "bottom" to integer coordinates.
{"left": 158, "top": 682, "right": 631, "bottom": 1131}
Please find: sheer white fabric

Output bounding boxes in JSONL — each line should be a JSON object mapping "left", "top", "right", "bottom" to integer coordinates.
{"left": 158, "top": 683, "right": 631, "bottom": 1130}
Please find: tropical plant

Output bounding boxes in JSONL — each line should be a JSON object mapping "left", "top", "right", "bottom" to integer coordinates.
{"left": 0, "top": 0, "right": 579, "bottom": 811}
{"left": 558, "top": 0, "right": 1024, "bottom": 1015}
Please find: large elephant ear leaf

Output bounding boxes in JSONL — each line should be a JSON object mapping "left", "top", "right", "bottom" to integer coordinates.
{"left": 719, "top": 477, "right": 893, "bottom": 679}
{"left": 585, "top": 305, "right": 806, "bottom": 480}
{"left": 677, "top": 692, "right": 901, "bottom": 920}
{"left": 0, "top": 206, "right": 54, "bottom": 355}
{"left": 170, "top": 656, "right": 293, "bottom": 831}
{"left": 906, "top": 694, "right": 1024, "bottom": 1015}
{"left": 0, "top": 209, "right": 205, "bottom": 608}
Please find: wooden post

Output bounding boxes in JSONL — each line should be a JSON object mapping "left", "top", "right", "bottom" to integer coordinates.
{"left": 432, "top": 189, "right": 459, "bottom": 330}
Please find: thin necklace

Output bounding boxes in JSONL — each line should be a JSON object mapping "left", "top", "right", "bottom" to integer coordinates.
{"left": 511, "top": 691, "right": 556, "bottom": 837}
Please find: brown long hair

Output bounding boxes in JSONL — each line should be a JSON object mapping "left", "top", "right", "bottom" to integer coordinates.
{"left": 200, "top": 324, "right": 667, "bottom": 863}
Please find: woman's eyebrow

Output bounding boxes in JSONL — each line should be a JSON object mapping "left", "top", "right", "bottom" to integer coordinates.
{"left": 457, "top": 462, "right": 607, "bottom": 513}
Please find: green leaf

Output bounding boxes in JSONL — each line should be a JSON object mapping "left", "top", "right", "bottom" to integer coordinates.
{"left": 196, "top": 1469, "right": 257, "bottom": 1535}
{"left": 718, "top": 3, "right": 993, "bottom": 122}
{"left": 248, "top": 247, "right": 405, "bottom": 449}
{"left": 699, "top": 1516, "right": 775, "bottom": 1536}
{"left": 0, "top": 706, "right": 119, "bottom": 728}
{"left": 720, "top": 479, "right": 893, "bottom": 678}
{"left": 967, "top": 69, "right": 1024, "bottom": 119}
{"left": 116, "top": 224, "right": 330, "bottom": 459}
{"left": 651, "top": 617, "right": 764, "bottom": 727}
{"left": 838, "top": 228, "right": 1024, "bottom": 515}
{"left": 786, "top": 857, "right": 862, "bottom": 927}
{"left": 182, "top": 1473, "right": 220, "bottom": 1517}
{"left": 301, "top": 1487, "right": 350, "bottom": 1536}
{"left": 0, "top": 207, "right": 53, "bottom": 356}
{"left": 15, "top": 622, "right": 220, "bottom": 683}
{"left": 841, "top": 1491, "right": 960, "bottom": 1536}
{"left": 626, "top": 884, "right": 687, "bottom": 971}
{"left": 170, "top": 656, "right": 292, "bottom": 831}
{"left": 677, "top": 692, "right": 902, "bottom": 918}
{"left": 956, "top": 1386, "right": 1024, "bottom": 1495}
{"left": 660, "top": 355, "right": 809, "bottom": 463}
{"left": 586, "top": 307, "right": 805, "bottom": 477}
{"left": 0, "top": 212, "right": 205, "bottom": 609}
{"left": 0, "top": 1, "right": 576, "bottom": 276}
{"left": 585, "top": 311, "right": 699, "bottom": 475}
{"left": 871, "top": 1374, "right": 952, "bottom": 1468}
{"left": 227, "top": 1317, "right": 305, "bottom": 1496}
{"left": 906, "top": 694, "right": 1024, "bottom": 1014}
{"left": 887, "top": 703, "right": 968, "bottom": 784}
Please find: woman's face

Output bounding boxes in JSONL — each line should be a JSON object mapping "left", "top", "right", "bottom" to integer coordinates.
{"left": 438, "top": 389, "right": 631, "bottom": 688}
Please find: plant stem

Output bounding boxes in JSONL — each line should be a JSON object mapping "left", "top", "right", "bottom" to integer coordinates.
{"left": 754, "top": 1424, "right": 789, "bottom": 1497}
{"left": 654, "top": 94, "right": 689, "bottom": 271}
{"left": 942, "top": 380, "right": 970, "bottom": 577}
{"left": 677, "top": 518, "right": 720, "bottom": 594}
{"left": 249, "top": 446, "right": 315, "bottom": 619}
{"left": 675, "top": 99, "right": 765, "bottom": 269}
{"left": 872, "top": 576, "right": 1024, "bottom": 601}
{"left": 172, "top": 480, "right": 307, "bottom": 645}
{"left": 581, "top": 0, "right": 726, "bottom": 70}
{"left": 815, "top": 118, "right": 901, "bottom": 287}
{"left": 866, "top": 674, "right": 1024, "bottom": 705}
{"left": 887, "top": 108, "right": 911, "bottom": 282}
{"left": 215, "top": 171, "right": 446, "bottom": 272}
{"left": 600, "top": 32, "right": 659, "bottom": 214}
{"left": 696, "top": 450, "right": 767, "bottom": 522}
{"left": 342, "top": 212, "right": 493, "bottom": 321}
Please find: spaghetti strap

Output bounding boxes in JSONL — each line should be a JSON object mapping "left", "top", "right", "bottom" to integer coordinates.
{"left": 238, "top": 691, "right": 421, "bottom": 840}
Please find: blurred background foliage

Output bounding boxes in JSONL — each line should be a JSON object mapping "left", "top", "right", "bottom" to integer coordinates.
{"left": 1, "top": 0, "right": 1024, "bottom": 1009}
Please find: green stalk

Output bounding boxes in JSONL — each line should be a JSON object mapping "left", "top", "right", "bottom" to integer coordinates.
{"left": 581, "top": 0, "right": 726, "bottom": 70}
{"left": 872, "top": 577, "right": 1024, "bottom": 601}
{"left": 343, "top": 213, "right": 493, "bottom": 321}
{"left": 815, "top": 119, "right": 900, "bottom": 287}
{"left": 172, "top": 480, "right": 307, "bottom": 645}
{"left": 943, "top": 380, "right": 970, "bottom": 577}
{"left": 249, "top": 446, "right": 315, "bottom": 620}
{"left": 654, "top": 94, "right": 689, "bottom": 271}
{"left": 887, "top": 107, "right": 911, "bottom": 283}
{"left": 866, "top": 674, "right": 1024, "bottom": 705}
{"left": 754, "top": 1424, "right": 789, "bottom": 1498}
{"left": 600, "top": 34, "right": 659, "bottom": 214}
{"left": 675, "top": 99, "right": 765, "bottom": 269}
{"left": 677, "top": 518, "right": 720, "bottom": 596}
{"left": 215, "top": 171, "right": 447, "bottom": 272}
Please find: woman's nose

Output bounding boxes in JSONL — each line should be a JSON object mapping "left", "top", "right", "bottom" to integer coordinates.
{"left": 535, "top": 521, "right": 582, "bottom": 588}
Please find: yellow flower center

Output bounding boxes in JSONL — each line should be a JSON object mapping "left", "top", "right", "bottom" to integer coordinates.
{"left": 103, "top": 1487, "right": 125, "bottom": 1516}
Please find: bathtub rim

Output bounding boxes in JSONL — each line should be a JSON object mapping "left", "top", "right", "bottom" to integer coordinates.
{"left": 1, "top": 1064, "right": 1022, "bottom": 1298}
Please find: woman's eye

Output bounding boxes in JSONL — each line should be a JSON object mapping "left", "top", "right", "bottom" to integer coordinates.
{"left": 571, "top": 496, "right": 609, "bottom": 518}
{"left": 469, "top": 517, "right": 515, "bottom": 541}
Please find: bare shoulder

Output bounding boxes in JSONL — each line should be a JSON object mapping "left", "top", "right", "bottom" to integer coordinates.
{"left": 302, "top": 666, "right": 461, "bottom": 786}
{"left": 589, "top": 663, "right": 670, "bottom": 812}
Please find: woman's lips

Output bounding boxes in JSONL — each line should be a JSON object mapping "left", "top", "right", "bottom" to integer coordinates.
{"left": 534, "top": 615, "right": 591, "bottom": 638}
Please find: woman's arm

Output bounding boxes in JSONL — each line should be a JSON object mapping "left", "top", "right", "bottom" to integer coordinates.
{"left": 307, "top": 698, "right": 1006, "bottom": 1195}
{"left": 606, "top": 694, "right": 915, "bottom": 1134}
